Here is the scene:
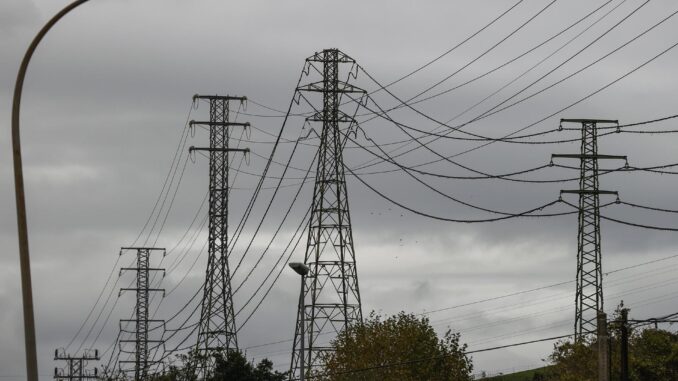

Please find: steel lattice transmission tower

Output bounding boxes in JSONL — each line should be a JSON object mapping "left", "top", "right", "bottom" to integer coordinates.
{"left": 118, "top": 247, "right": 166, "bottom": 380}
{"left": 190, "top": 95, "right": 249, "bottom": 376}
{"left": 552, "top": 118, "right": 626, "bottom": 340}
{"left": 53, "top": 349, "right": 99, "bottom": 380}
{"left": 290, "top": 49, "right": 366, "bottom": 379}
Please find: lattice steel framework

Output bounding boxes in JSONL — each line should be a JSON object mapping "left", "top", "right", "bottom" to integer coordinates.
{"left": 190, "top": 95, "right": 249, "bottom": 378}
{"left": 290, "top": 49, "right": 366, "bottom": 379}
{"left": 553, "top": 118, "right": 625, "bottom": 341}
{"left": 53, "top": 349, "right": 99, "bottom": 380}
{"left": 118, "top": 247, "right": 165, "bottom": 380}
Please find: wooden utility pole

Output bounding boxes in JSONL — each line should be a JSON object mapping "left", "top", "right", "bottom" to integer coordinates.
{"left": 597, "top": 312, "right": 610, "bottom": 381}
{"left": 620, "top": 308, "right": 630, "bottom": 381}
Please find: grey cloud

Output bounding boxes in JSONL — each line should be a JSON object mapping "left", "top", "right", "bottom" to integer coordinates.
{"left": 3, "top": 1, "right": 678, "bottom": 379}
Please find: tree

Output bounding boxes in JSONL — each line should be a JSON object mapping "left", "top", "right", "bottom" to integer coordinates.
{"left": 211, "top": 350, "right": 287, "bottom": 381}
{"left": 320, "top": 311, "right": 473, "bottom": 381}
{"left": 148, "top": 350, "right": 287, "bottom": 381}
{"left": 630, "top": 328, "right": 678, "bottom": 380}
{"left": 545, "top": 339, "right": 597, "bottom": 381}
{"left": 544, "top": 306, "right": 678, "bottom": 380}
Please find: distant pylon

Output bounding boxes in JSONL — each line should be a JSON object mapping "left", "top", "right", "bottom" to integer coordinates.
{"left": 290, "top": 49, "right": 366, "bottom": 379}
{"left": 53, "top": 349, "right": 99, "bottom": 380}
{"left": 552, "top": 118, "right": 626, "bottom": 340}
{"left": 118, "top": 247, "right": 166, "bottom": 380}
{"left": 190, "top": 94, "right": 250, "bottom": 378}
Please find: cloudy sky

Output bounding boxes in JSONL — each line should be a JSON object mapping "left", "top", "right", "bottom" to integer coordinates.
{"left": 2, "top": 0, "right": 678, "bottom": 379}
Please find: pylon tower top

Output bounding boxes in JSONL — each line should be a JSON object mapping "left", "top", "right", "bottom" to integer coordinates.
{"left": 552, "top": 118, "right": 626, "bottom": 341}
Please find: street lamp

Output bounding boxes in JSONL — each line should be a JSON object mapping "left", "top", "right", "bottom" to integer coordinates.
{"left": 288, "top": 262, "right": 309, "bottom": 381}
{"left": 12, "top": 2, "right": 92, "bottom": 380}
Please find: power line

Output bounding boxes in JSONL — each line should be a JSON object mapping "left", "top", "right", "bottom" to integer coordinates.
{"left": 476, "top": 2, "right": 676, "bottom": 122}
{"left": 358, "top": 0, "right": 614, "bottom": 120}
{"left": 617, "top": 200, "right": 678, "bottom": 214}
{"left": 337, "top": 0, "right": 624, "bottom": 176}
{"left": 345, "top": 164, "right": 574, "bottom": 223}
{"left": 239, "top": 0, "right": 526, "bottom": 119}
{"left": 560, "top": 199, "right": 678, "bottom": 232}
{"left": 351, "top": 10, "right": 678, "bottom": 174}
{"left": 295, "top": 334, "right": 572, "bottom": 380}
{"left": 240, "top": 252, "right": 678, "bottom": 355}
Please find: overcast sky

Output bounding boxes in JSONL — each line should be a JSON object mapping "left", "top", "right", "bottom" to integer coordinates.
{"left": 2, "top": 0, "right": 678, "bottom": 379}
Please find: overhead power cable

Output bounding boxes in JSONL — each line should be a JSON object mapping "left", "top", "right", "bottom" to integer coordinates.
{"left": 296, "top": 334, "right": 572, "bottom": 380}
{"left": 599, "top": 215, "right": 678, "bottom": 232}
{"left": 235, "top": 208, "right": 310, "bottom": 331}
{"left": 67, "top": 102, "right": 195, "bottom": 354}
{"left": 350, "top": 0, "right": 563, "bottom": 144}
{"left": 298, "top": 0, "right": 619, "bottom": 179}
{"left": 358, "top": 0, "right": 613, "bottom": 119}
{"left": 375, "top": 35, "right": 678, "bottom": 170}
{"left": 242, "top": 251, "right": 678, "bottom": 353}
{"left": 230, "top": 133, "right": 304, "bottom": 277}
{"left": 234, "top": 100, "right": 363, "bottom": 325}
{"left": 233, "top": 148, "right": 316, "bottom": 292}
{"left": 64, "top": 254, "right": 121, "bottom": 352}
{"left": 343, "top": 118, "right": 632, "bottom": 184}
{"left": 286, "top": 94, "right": 577, "bottom": 216}
{"left": 476, "top": 2, "right": 676, "bottom": 122}
{"left": 618, "top": 200, "right": 678, "bottom": 214}
{"left": 345, "top": 165, "right": 566, "bottom": 223}
{"left": 351, "top": 4, "right": 677, "bottom": 173}
{"left": 559, "top": 199, "right": 678, "bottom": 232}
{"left": 240, "top": 0, "right": 526, "bottom": 119}
{"left": 376, "top": 0, "right": 558, "bottom": 112}
{"left": 439, "top": 0, "right": 626, "bottom": 125}
{"left": 350, "top": 0, "right": 640, "bottom": 148}
{"left": 351, "top": 96, "right": 615, "bottom": 188}
{"left": 226, "top": 68, "right": 308, "bottom": 264}
{"left": 598, "top": 113, "right": 678, "bottom": 129}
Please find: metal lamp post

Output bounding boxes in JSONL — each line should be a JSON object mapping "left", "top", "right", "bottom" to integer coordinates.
{"left": 12, "top": 2, "right": 92, "bottom": 380}
{"left": 288, "top": 262, "right": 310, "bottom": 381}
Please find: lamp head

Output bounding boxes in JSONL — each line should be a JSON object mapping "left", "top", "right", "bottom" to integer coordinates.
{"left": 288, "top": 262, "right": 310, "bottom": 276}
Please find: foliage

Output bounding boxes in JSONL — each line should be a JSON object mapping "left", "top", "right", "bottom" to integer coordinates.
{"left": 144, "top": 349, "right": 287, "bottom": 381}
{"left": 543, "top": 307, "right": 678, "bottom": 380}
{"left": 544, "top": 339, "right": 597, "bottom": 381}
{"left": 320, "top": 311, "right": 473, "bottom": 381}
{"left": 630, "top": 328, "right": 678, "bottom": 380}
{"left": 211, "top": 350, "right": 287, "bottom": 381}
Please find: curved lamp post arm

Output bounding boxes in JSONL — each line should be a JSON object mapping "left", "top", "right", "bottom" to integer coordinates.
{"left": 11, "top": 1, "right": 91, "bottom": 380}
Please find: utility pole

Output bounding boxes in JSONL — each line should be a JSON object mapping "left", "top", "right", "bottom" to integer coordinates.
{"left": 597, "top": 313, "right": 610, "bottom": 381}
{"left": 552, "top": 118, "right": 626, "bottom": 341}
{"left": 620, "top": 308, "right": 629, "bottom": 381}
{"left": 54, "top": 349, "right": 99, "bottom": 380}
{"left": 290, "top": 49, "right": 366, "bottom": 379}
{"left": 118, "top": 247, "right": 166, "bottom": 381}
{"left": 191, "top": 94, "right": 249, "bottom": 378}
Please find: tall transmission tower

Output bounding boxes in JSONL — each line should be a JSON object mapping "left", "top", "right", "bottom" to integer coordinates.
{"left": 552, "top": 118, "right": 626, "bottom": 340}
{"left": 290, "top": 49, "right": 366, "bottom": 379}
{"left": 118, "top": 247, "right": 166, "bottom": 380}
{"left": 53, "top": 349, "right": 99, "bottom": 380}
{"left": 190, "top": 94, "right": 249, "bottom": 377}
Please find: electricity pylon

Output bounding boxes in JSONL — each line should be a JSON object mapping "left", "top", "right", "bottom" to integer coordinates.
{"left": 552, "top": 118, "right": 626, "bottom": 341}
{"left": 190, "top": 94, "right": 249, "bottom": 378}
{"left": 53, "top": 349, "right": 99, "bottom": 380}
{"left": 290, "top": 49, "right": 365, "bottom": 379}
{"left": 118, "top": 247, "right": 166, "bottom": 380}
